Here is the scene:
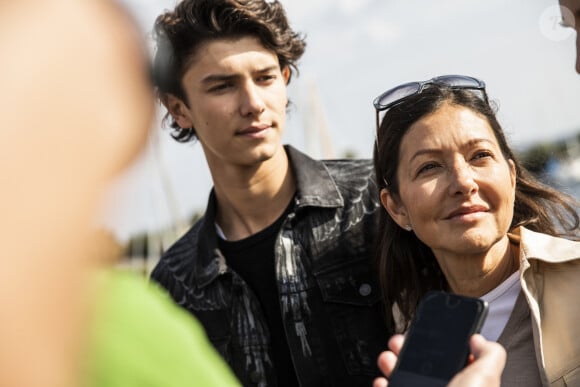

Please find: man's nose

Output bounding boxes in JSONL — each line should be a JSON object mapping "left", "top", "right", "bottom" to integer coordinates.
{"left": 239, "top": 81, "right": 266, "bottom": 116}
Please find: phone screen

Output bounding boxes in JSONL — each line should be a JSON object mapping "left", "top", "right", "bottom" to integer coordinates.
{"left": 389, "top": 291, "right": 488, "bottom": 387}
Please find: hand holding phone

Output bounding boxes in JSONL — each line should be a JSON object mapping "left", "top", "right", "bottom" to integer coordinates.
{"left": 374, "top": 333, "right": 505, "bottom": 387}
{"left": 387, "top": 291, "right": 488, "bottom": 387}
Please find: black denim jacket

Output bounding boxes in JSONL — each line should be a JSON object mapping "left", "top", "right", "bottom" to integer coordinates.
{"left": 151, "top": 146, "right": 390, "bottom": 387}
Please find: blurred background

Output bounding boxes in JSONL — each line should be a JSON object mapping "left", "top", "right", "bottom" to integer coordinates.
{"left": 99, "top": 0, "right": 580, "bottom": 273}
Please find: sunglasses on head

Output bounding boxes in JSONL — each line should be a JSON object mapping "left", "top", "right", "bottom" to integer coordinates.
{"left": 372, "top": 74, "right": 488, "bottom": 136}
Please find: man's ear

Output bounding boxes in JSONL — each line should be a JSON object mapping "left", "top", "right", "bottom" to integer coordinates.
{"left": 282, "top": 66, "right": 290, "bottom": 85}
{"left": 380, "top": 188, "right": 410, "bottom": 229}
{"left": 161, "top": 94, "right": 193, "bottom": 129}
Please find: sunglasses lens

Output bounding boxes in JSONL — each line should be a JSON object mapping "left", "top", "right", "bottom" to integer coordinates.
{"left": 373, "top": 75, "right": 486, "bottom": 113}
{"left": 374, "top": 82, "right": 421, "bottom": 110}
{"left": 432, "top": 75, "right": 482, "bottom": 88}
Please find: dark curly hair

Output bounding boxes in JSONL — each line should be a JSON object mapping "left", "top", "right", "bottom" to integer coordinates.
{"left": 373, "top": 83, "right": 580, "bottom": 333}
{"left": 152, "top": 0, "right": 306, "bottom": 142}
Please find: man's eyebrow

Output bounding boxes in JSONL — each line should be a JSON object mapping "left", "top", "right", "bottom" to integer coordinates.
{"left": 201, "top": 73, "right": 238, "bottom": 84}
{"left": 255, "top": 65, "right": 279, "bottom": 74}
{"left": 200, "top": 66, "right": 279, "bottom": 84}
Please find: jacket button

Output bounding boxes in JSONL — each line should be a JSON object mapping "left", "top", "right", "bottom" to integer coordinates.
{"left": 359, "top": 283, "right": 372, "bottom": 296}
{"left": 249, "top": 370, "right": 262, "bottom": 384}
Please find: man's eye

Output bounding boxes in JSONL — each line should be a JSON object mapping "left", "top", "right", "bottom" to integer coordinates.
{"left": 257, "top": 75, "right": 275, "bottom": 82}
{"left": 208, "top": 83, "right": 231, "bottom": 92}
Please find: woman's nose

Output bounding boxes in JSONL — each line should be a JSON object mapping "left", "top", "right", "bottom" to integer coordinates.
{"left": 448, "top": 162, "right": 478, "bottom": 196}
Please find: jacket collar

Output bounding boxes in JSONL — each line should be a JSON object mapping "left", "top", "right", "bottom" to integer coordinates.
{"left": 513, "top": 226, "right": 579, "bottom": 264}
{"left": 192, "top": 145, "right": 343, "bottom": 286}
{"left": 285, "top": 145, "right": 343, "bottom": 209}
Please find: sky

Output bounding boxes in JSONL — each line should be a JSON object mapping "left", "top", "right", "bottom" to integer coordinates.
{"left": 102, "top": 0, "right": 580, "bottom": 241}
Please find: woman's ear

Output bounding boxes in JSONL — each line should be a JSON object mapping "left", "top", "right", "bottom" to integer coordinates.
{"left": 508, "top": 159, "right": 516, "bottom": 188}
{"left": 161, "top": 94, "right": 193, "bottom": 129}
{"left": 380, "top": 188, "right": 410, "bottom": 229}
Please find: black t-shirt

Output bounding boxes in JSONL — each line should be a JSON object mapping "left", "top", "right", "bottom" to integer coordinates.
{"left": 218, "top": 202, "right": 299, "bottom": 387}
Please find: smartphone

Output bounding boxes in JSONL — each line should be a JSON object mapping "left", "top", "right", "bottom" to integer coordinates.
{"left": 388, "top": 291, "right": 489, "bottom": 387}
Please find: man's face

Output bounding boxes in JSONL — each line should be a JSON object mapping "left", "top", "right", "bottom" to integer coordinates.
{"left": 560, "top": 0, "right": 580, "bottom": 73}
{"left": 168, "top": 36, "right": 290, "bottom": 170}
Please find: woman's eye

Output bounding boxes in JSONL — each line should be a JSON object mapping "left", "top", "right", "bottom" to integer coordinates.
{"left": 472, "top": 150, "right": 493, "bottom": 160}
{"left": 417, "top": 163, "right": 440, "bottom": 175}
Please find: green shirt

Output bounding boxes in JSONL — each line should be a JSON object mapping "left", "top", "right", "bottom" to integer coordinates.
{"left": 85, "top": 270, "right": 240, "bottom": 387}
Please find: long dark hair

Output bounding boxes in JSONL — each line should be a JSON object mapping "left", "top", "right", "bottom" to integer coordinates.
{"left": 373, "top": 84, "right": 580, "bottom": 333}
{"left": 152, "top": 0, "right": 306, "bottom": 142}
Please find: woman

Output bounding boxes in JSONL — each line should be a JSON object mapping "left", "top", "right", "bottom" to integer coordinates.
{"left": 372, "top": 75, "right": 580, "bottom": 386}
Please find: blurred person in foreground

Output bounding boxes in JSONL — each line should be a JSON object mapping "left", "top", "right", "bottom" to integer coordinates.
{"left": 372, "top": 75, "right": 580, "bottom": 386}
{"left": 560, "top": 0, "right": 580, "bottom": 73}
{"left": 0, "top": 0, "right": 239, "bottom": 386}
{"left": 149, "top": 0, "right": 389, "bottom": 386}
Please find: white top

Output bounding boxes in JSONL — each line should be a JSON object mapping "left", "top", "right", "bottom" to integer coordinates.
{"left": 479, "top": 270, "right": 521, "bottom": 342}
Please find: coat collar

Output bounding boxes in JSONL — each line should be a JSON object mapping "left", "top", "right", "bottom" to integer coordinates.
{"left": 514, "top": 226, "right": 580, "bottom": 264}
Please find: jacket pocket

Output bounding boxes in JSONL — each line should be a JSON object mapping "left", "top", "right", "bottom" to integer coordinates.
{"left": 314, "top": 258, "right": 388, "bottom": 376}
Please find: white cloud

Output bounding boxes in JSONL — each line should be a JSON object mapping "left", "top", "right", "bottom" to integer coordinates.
{"left": 365, "top": 19, "right": 401, "bottom": 44}
{"left": 336, "top": 0, "right": 372, "bottom": 14}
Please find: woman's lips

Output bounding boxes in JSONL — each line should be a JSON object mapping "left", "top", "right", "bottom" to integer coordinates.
{"left": 445, "top": 205, "right": 489, "bottom": 220}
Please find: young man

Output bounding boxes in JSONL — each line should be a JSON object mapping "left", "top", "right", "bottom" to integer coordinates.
{"left": 560, "top": 0, "right": 580, "bottom": 73}
{"left": 150, "top": 0, "right": 389, "bottom": 386}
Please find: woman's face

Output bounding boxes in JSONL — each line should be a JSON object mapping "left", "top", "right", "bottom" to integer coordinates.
{"left": 380, "top": 103, "right": 516, "bottom": 259}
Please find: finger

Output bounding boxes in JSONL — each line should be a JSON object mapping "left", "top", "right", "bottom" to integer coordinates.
{"left": 377, "top": 350, "right": 398, "bottom": 377}
{"left": 373, "top": 376, "right": 388, "bottom": 387}
{"left": 470, "top": 334, "right": 506, "bottom": 369}
{"left": 388, "top": 334, "right": 405, "bottom": 355}
{"left": 448, "top": 335, "right": 506, "bottom": 387}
